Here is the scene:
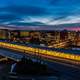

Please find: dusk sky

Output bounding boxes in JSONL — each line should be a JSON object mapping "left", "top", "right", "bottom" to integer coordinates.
{"left": 0, "top": 0, "right": 80, "bottom": 27}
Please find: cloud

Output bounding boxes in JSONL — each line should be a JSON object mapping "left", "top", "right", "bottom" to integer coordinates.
{"left": 0, "top": 0, "right": 80, "bottom": 27}
{"left": 46, "top": 15, "right": 80, "bottom": 25}
{"left": 15, "top": 15, "right": 80, "bottom": 26}
{"left": 19, "top": 17, "right": 51, "bottom": 23}
{"left": 6, "top": 17, "right": 50, "bottom": 26}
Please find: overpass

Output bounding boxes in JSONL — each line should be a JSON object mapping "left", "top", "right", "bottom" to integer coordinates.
{"left": 0, "top": 42, "right": 80, "bottom": 80}
{"left": 0, "top": 42, "right": 80, "bottom": 61}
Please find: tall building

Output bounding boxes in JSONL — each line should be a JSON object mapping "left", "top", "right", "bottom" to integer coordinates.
{"left": 0, "top": 29, "right": 8, "bottom": 40}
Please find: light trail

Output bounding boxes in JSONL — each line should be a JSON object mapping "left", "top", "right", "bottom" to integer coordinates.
{"left": 0, "top": 42, "right": 80, "bottom": 61}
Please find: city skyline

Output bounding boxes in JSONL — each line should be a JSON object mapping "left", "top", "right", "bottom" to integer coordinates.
{"left": 0, "top": 1, "right": 80, "bottom": 79}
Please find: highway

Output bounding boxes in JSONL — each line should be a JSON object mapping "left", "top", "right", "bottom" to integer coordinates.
{"left": 0, "top": 47, "right": 80, "bottom": 80}
{"left": 0, "top": 42, "right": 80, "bottom": 61}
{"left": 49, "top": 40, "right": 69, "bottom": 48}
{"left": 0, "top": 42, "right": 80, "bottom": 80}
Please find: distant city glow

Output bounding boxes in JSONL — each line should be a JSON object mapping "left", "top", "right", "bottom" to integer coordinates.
{"left": 65, "top": 27, "right": 80, "bottom": 31}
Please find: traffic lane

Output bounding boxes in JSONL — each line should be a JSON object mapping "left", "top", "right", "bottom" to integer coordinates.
{"left": 20, "top": 51, "right": 80, "bottom": 80}
{"left": 21, "top": 50, "right": 80, "bottom": 68}
{"left": 31, "top": 53, "right": 80, "bottom": 80}
{"left": 0, "top": 42, "right": 80, "bottom": 61}
{"left": 0, "top": 47, "right": 80, "bottom": 72}
{"left": 0, "top": 48, "right": 80, "bottom": 80}
{"left": 21, "top": 52, "right": 80, "bottom": 80}
{"left": 39, "top": 54, "right": 80, "bottom": 68}
{"left": 0, "top": 47, "right": 80, "bottom": 71}
{"left": 0, "top": 48, "right": 23, "bottom": 61}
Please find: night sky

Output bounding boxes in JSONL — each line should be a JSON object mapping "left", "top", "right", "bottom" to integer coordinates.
{"left": 0, "top": 0, "right": 80, "bottom": 27}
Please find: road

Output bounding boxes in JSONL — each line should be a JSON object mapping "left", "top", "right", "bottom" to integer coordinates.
{"left": 0, "top": 47, "right": 80, "bottom": 80}
{"left": 0, "top": 42, "right": 80, "bottom": 80}
{"left": 0, "top": 42, "right": 80, "bottom": 61}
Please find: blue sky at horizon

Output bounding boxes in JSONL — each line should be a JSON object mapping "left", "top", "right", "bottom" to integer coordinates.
{"left": 0, "top": 0, "right": 80, "bottom": 26}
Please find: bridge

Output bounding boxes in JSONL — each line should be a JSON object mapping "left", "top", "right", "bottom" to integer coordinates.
{"left": 0, "top": 42, "right": 80, "bottom": 61}
{"left": 0, "top": 42, "right": 80, "bottom": 80}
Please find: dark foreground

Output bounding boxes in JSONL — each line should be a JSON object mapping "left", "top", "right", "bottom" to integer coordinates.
{"left": 0, "top": 58, "right": 60, "bottom": 80}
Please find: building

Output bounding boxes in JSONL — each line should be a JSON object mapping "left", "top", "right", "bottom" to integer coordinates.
{"left": 0, "top": 25, "right": 80, "bottom": 48}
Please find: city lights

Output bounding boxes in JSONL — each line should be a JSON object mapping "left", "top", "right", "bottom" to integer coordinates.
{"left": 0, "top": 42, "right": 80, "bottom": 61}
